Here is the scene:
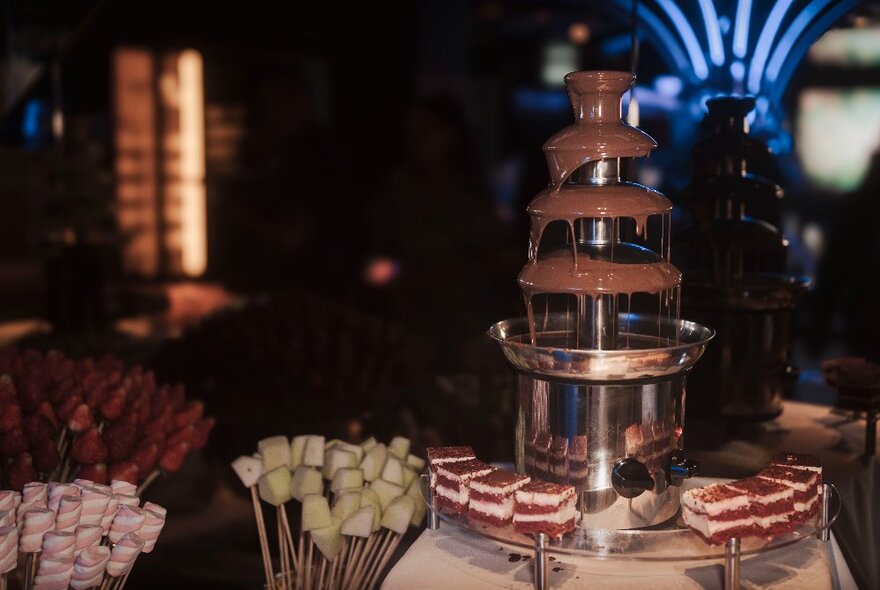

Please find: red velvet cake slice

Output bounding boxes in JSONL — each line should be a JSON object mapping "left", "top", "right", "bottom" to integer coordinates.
{"left": 434, "top": 459, "right": 495, "bottom": 514}
{"left": 568, "top": 435, "right": 589, "bottom": 487}
{"left": 427, "top": 446, "right": 476, "bottom": 487}
{"left": 549, "top": 436, "right": 568, "bottom": 481}
{"left": 769, "top": 452, "right": 822, "bottom": 476}
{"left": 758, "top": 465, "right": 821, "bottom": 517}
{"left": 682, "top": 483, "right": 752, "bottom": 544}
{"left": 468, "top": 470, "right": 531, "bottom": 526}
{"left": 726, "top": 477, "right": 796, "bottom": 536}
{"left": 513, "top": 480, "right": 577, "bottom": 538}
{"left": 533, "top": 432, "right": 552, "bottom": 476}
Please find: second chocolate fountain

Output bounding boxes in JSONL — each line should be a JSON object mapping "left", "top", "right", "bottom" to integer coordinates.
{"left": 491, "top": 71, "right": 714, "bottom": 529}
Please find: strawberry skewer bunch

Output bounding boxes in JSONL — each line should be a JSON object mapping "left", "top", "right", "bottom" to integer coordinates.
{"left": 0, "top": 348, "right": 214, "bottom": 492}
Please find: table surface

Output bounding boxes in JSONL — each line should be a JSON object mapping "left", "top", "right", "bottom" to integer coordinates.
{"left": 385, "top": 400, "right": 876, "bottom": 590}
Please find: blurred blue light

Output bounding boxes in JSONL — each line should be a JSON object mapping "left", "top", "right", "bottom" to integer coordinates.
{"left": 718, "top": 16, "right": 731, "bottom": 35}
{"left": 512, "top": 88, "right": 569, "bottom": 113}
{"left": 655, "top": 75, "right": 683, "bottom": 97}
{"left": 733, "top": 0, "right": 753, "bottom": 58}
{"left": 766, "top": 0, "right": 833, "bottom": 82}
{"left": 638, "top": 5, "right": 692, "bottom": 77}
{"left": 600, "top": 33, "right": 633, "bottom": 56}
{"left": 22, "top": 99, "right": 43, "bottom": 140}
{"left": 697, "top": 0, "right": 725, "bottom": 66}
{"left": 730, "top": 60, "right": 745, "bottom": 81}
{"left": 656, "top": 0, "right": 710, "bottom": 79}
{"left": 748, "top": 0, "right": 794, "bottom": 93}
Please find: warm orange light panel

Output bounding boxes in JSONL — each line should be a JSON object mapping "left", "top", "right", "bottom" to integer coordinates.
{"left": 177, "top": 49, "right": 207, "bottom": 277}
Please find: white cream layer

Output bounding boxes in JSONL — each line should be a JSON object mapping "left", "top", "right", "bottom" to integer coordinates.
{"left": 794, "top": 494, "right": 819, "bottom": 513}
{"left": 470, "top": 478, "right": 528, "bottom": 496}
{"left": 682, "top": 485, "right": 748, "bottom": 516}
{"left": 435, "top": 484, "right": 467, "bottom": 506}
{"left": 469, "top": 498, "right": 513, "bottom": 519}
{"left": 515, "top": 489, "right": 575, "bottom": 506}
{"left": 513, "top": 507, "right": 578, "bottom": 524}
{"left": 682, "top": 510, "right": 752, "bottom": 538}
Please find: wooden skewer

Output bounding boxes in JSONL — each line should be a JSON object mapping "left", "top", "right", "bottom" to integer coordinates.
{"left": 346, "top": 533, "right": 377, "bottom": 590}
{"left": 136, "top": 470, "right": 162, "bottom": 496}
{"left": 296, "top": 530, "right": 306, "bottom": 590}
{"left": 363, "top": 532, "right": 402, "bottom": 590}
{"left": 277, "top": 512, "right": 288, "bottom": 590}
{"left": 341, "top": 536, "right": 365, "bottom": 589}
{"left": 250, "top": 487, "right": 275, "bottom": 590}
{"left": 279, "top": 504, "right": 299, "bottom": 575}
{"left": 24, "top": 552, "right": 37, "bottom": 590}
{"left": 330, "top": 537, "right": 349, "bottom": 590}
{"left": 354, "top": 529, "right": 391, "bottom": 589}
{"left": 305, "top": 533, "right": 314, "bottom": 590}
{"left": 0, "top": 572, "right": 6, "bottom": 590}
{"left": 316, "top": 558, "right": 327, "bottom": 590}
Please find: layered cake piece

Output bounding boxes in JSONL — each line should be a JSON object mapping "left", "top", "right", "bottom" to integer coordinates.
{"left": 532, "top": 432, "right": 552, "bottom": 476}
{"left": 726, "top": 477, "right": 796, "bottom": 536}
{"left": 513, "top": 480, "right": 577, "bottom": 538}
{"left": 769, "top": 452, "right": 822, "bottom": 476}
{"left": 427, "top": 446, "right": 476, "bottom": 487}
{"left": 549, "top": 436, "right": 568, "bottom": 481}
{"left": 468, "top": 470, "right": 531, "bottom": 526}
{"left": 433, "top": 459, "right": 495, "bottom": 514}
{"left": 758, "top": 465, "right": 821, "bottom": 517}
{"left": 568, "top": 435, "right": 589, "bottom": 488}
{"left": 681, "top": 483, "right": 752, "bottom": 544}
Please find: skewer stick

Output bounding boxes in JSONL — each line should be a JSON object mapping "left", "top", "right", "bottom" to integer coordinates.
{"left": 316, "top": 558, "right": 327, "bottom": 590}
{"left": 24, "top": 552, "right": 37, "bottom": 590}
{"left": 354, "top": 529, "right": 391, "bottom": 588}
{"left": 136, "top": 470, "right": 162, "bottom": 496}
{"left": 277, "top": 512, "right": 288, "bottom": 590}
{"left": 296, "top": 530, "right": 306, "bottom": 590}
{"left": 330, "top": 537, "right": 349, "bottom": 590}
{"left": 250, "top": 487, "right": 275, "bottom": 590}
{"left": 278, "top": 504, "right": 299, "bottom": 575}
{"left": 341, "top": 536, "right": 365, "bottom": 589}
{"left": 304, "top": 535, "right": 314, "bottom": 590}
{"left": 363, "top": 532, "right": 402, "bottom": 590}
{"left": 0, "top": 573, "right": 7, "bottom": 590}
{"left": 347, "top": 533, "right": 378, "bottom": 590}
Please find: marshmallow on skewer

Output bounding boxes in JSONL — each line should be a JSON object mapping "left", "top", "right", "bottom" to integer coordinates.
{"left": 70, "top": 545, "right": 110, "bottom": 590}
{"left": 48, "top": 483, "right": 79, "bottom": 512}
{"left": 55, "top": 496, "right": 83, "bottom": 533}
{"left": 32, "top": 557, "right": 74, "bottom": 590}
{"left": 0, "top": 491, "right": 18, "bottom": 513}
{"left": 105, "top": 532, "right": 144, "bottom": 577}
{"left": 0, "top": 526, "right": 18, "bottom": 574}
{"left": 21, "top": 507, "right": 55, "bottom": 552}
{"left": 22, "top": 483, "right": 48, "bottom": 507}
{"left": 99, "top": 496, "right": 120, "bottom": 535}
{"left": 141, "top": 502, "right": 166, "bottom": 520}
{"left": 78, "top": 487, "right": 111, "bottom": 527}
{"left": 72, "top": 479, "right": 94, "bottom": 490}
{"left": 74, "top": 525, "right": 103, "bottom": 554}
{"left": 109, "top": 481, "right": 136, "bottom": 497}
{"left": 114, "top": 494, "right": 140, "bottom": 508}
{"left": 41, "top": 530, "right": 76, "bottom": 563}
{"left": 91, "top": 484, "right": 112, "bottom": 496}
{"left": 108, "top": 505, "right": 145, "bottom": 544}
{"left": 0, "top": 510, "right": 10, "bottom": 528}
{"left": 139, "top": 508, "right": 166, "bottom": 553}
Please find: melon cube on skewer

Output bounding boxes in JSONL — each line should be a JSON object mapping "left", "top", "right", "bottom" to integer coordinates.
{"left": 290, "top": 436, "right": 308, "bottom": 470}
{"left": 325, "top": 439, "right": 342, "bottom": 450}
{"left": 322, "top": 449, "right": 358, "bottom": 480}
{"left": 407, "top": 483, "right": 427, "bottom": 526}
{"left": 381, "top": 456, "right": 405, "bottom": 486}
{"left": 389, "top": 437, "right": 411, "bottom": 461}
{"left": 406, "top": 454, "right": 426, "bottom": 471}
{"left": 301, "top": 495, "right": 332, "bottom": 531}
{"left": 331, "top": 491, "right": 362, "bottom": 520}
{"left": 360, "top": 444, "right": 387, "bottom": 482}
{"left": 258, "top": 436, "right": 291, "bottom": 471}
{"left": 402, "top": 466, "right": 418, "bottom": 488}
{"left": 358, "top": 489, "right": 382, "bottom": 531}
{"left": 381, "top": 496, "right": 415, "bottom": 534}
{"left": 369, "top": 479, "right": 405, "bottom": 511}
{"left": 337, "top": 442, "right": 364, "bottom": 463}
{"left": 311, "top": 516, "right": 343, "bottom": 560}
{"left": 331, "top": 468, "right": 364, "bottom": 493}
{"left": 290, "top": 466, "right": 323, "bottom": 502}
{"left": 303, "top": 436, "right": 325, "bottom": 467}
{"left": 231, "top": 455, "right": 263, "bottom": 488}
{"left": 361, "top": 437, "right": 378, "bottom": 452}
{"left": 341, "top": 506, "right": 375, "bottom": 538}
{"left": 258, "top": 466, "right": 292, "bottom": 506}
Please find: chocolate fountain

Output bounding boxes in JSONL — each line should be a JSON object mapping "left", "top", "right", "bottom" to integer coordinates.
{"left": 675, "top": 97, "right": 809, "bottom": 421}
{"left": 490, "top": 71, "right": 714, "bottom": 530}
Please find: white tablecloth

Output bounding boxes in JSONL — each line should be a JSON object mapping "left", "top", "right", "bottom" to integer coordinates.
{"left": 384, "top": 525, "right": 856, "bottom": 589}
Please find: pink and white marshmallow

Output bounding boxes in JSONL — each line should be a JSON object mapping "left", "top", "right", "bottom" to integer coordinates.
{"left": 70, "top": 545, "right": 110, "bottom": 590}
{"left": 41, "top": 530, "right": 76, "bottom": 563}
{"left": 47, "top": 483, "right": 79, "bottom": 512}
{"left": 0, "top": 526, "right": 18, "bottom": 574}
{"left": 139, "top": 508, "right": 166, "bottom": 553}
{"left": 33, "top": 557, "right": 74, "bottom": 590}
{"left": 78, "top": 487, "right": 111, "bottom": 527}
{"left": 99, "top": 496, "right": 120, "bottom": 535}
{"left": 20, "top": 507, "right": 55, "bottom": 552}
{"left": 108, "top": 505, "right": 145, "bottom": 544}
{"left": 23, "top": 482, "right": 48, "bottom": 507}
{"left": 0, "top": 490, "right": 20, "bottom": 513}
{"left": 0, "top": 509, "right": 11, "bottom": 528}
{"left": 74, "top": 525, "right": 103, "bottom": 554}
{"left": 109, "top": 480, "right": 136, "bottom": 497}
{"left": 113, "top": 494, "right": 140, "bottom": 508}
{"left": 55, "top": 495, "right": 83, "bottom": 533}
{"left": 105, "top": 532, "right": 144, "bottom": 577}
